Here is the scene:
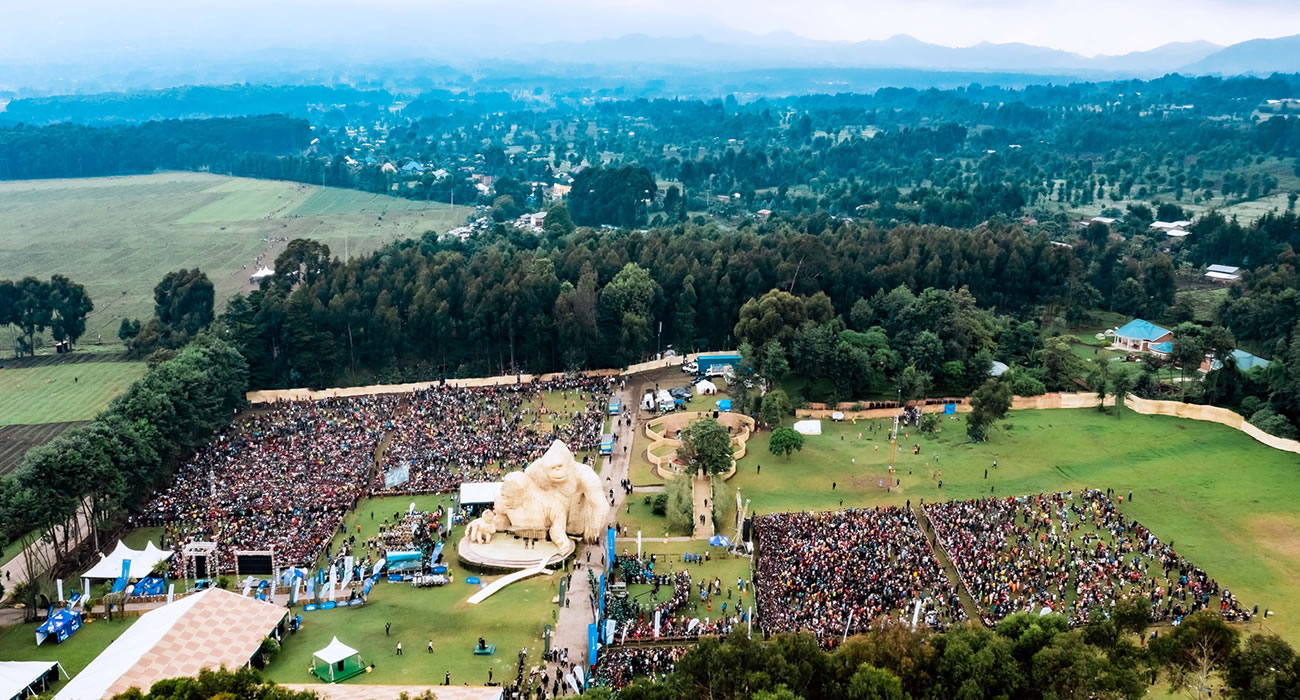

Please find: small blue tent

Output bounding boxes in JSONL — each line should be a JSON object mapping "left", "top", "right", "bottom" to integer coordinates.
{"left": 35, "top": 608, "right": 82, "bottom": 645}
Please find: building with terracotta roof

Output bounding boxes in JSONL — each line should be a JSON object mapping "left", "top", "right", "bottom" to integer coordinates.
{"left": 56, "top": 588, "right": 286, "bottom": 699}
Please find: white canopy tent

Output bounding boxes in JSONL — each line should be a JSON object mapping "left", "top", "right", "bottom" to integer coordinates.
{"left": 311, "top": 637, "right": 364, "bottom": 683}
{"left": 0, "top": 661, "right": 66, "bottom": 700}
{"left": 248, "top": 267, "right": 275, "bottom": 284}
{"left": 793, "top": 420, "right": 822, "bottom": 436}
{"left": 694, "top": 379, "right": 718, "bottom": 395}
{"left": 82, "top": 541, "right": 173, "bottom": 581}
{"left": 459, "top": 482, "right": 503, "bottom": 506}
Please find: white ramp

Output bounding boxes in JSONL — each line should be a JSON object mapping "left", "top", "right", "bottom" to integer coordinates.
{"left": 467, "top": 561, "right": 552, "bottom": 604}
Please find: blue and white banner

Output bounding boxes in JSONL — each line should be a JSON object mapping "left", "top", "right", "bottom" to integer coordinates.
{"left": 384, "top": 464, "right": 411, "bottom": 489}
{"left": 587, "top": 623, "right": 599, "bottom": 667}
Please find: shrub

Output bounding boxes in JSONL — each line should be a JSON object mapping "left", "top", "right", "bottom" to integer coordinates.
{"left": 651, "top": 493, "right": 668, "bottom": 516}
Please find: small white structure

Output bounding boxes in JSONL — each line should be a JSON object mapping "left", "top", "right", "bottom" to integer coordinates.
{"left": 694, "top": 380, "right": 718, "bottom": 395}
{"left": 1205, "top": 264, "right": 1241, "bottom": 282}
{"left": 793, "top": 420, "right": 822, "bottom": 436}
{"left": 249, "top": 267, "right": 275, "bottom": 285}
{"left": 1165, "top": 229, "right": 1190, "bottom": 238}
{"left": 459, "top": 481, "right": 503, "bottom": 507}
{"left": 82, "top": 541, "right": 173, "bottom": 581}
{"left": 1150, "top": 220, "right": 1193, "bottom": 230}
{"left": 311, "top": 637, "right": 364, "bottom": 683}
{"left": 989, "top": 361, "right": 1010, "bottom": 377}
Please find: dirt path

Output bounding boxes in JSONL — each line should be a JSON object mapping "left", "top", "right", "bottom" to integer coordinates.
{"left": 909, "top": 502, "right": 982, "bottom": 623}
{"left": 692, "top": 476, "right": 714, "bottom": 539}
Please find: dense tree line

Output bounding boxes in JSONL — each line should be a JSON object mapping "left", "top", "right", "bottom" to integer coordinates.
{"left": 594, "top": 610, "right": 1299, "bottom": 700}
{"left": 0, "top": 115, "right": 310, "bottom": 180}
{"left": 219, "top": 211, "right": 1134, "bottom": 391}
{"left": 0, "top": 337, "right": 248, "bottom": 603}
{"left": 0, "top": 276, "right": 93, "bottom": 356}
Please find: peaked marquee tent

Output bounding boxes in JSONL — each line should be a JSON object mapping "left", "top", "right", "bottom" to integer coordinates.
{"left": 82, "top": 541, "right": 173, "bottom": 581}
{"left": 311, "top": 637, "right": 365, "bottom": 683}
{"left": 0, "top": 661, "right": 67, "bottom": 700}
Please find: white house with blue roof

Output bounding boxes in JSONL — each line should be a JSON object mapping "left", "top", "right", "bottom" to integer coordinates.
{"left": 1112, "top": 319, "right": 1173, "bottom": 357}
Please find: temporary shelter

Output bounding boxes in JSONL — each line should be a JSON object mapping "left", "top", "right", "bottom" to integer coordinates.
{"left": 694, "top": 380, "right": 718, "bottom": 395}
{"left": 82, "top": 541, "right": 173, "bottom": 581}
{"left": 55, "top": 588, "right": 285, "bottom": 700}
{"left": 35, "top": 609, "right": 82, "bottom": 646}
{"left": 459, "top": 482, "right": 503, "bottom": 507}
{"left": 792, "top": 420, "right": 822, "bottom": 436}
{"left": 0, "top": 661, "right": 66, "bottom": 700}
{"left": 311, "top": 637, "right": 365, "bottom": 683}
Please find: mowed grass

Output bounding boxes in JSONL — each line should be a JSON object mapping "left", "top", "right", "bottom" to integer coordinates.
{"left": 732, "top": 409, "right": 1300, "bottom": 642}
{"left": 0, "top": 172, "right": 466, "bottom": 342}
{"left": 261, "top": 494, "right": 559, "bottom": 686}
{"left": 0, "top": 617, "right": 139, "bottom": 693}
{"left": 0, "top": 361, "right": 146, "bottom": 426}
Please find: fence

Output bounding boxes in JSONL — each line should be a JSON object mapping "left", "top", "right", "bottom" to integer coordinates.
{"left": 244, "top": 352, "right": 738, "bottom": 404}
{"left": 641, "top": 412, "right": 755, "bottom": 480}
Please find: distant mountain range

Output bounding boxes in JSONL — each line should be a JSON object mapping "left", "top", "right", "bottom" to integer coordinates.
{"left": 507, "top": 32, "right": 1300, "bottom": 78}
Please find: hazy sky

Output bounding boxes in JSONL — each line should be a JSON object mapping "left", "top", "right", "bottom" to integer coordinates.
{"left": 6, "top": 0, "right": 1300, "bottom": 62}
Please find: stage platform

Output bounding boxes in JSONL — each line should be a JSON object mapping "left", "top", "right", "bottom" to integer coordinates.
{"left": 457, "top": 533, "right": 573, "bottom": 572}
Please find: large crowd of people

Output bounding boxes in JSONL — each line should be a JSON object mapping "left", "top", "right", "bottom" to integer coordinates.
{"left": 134, "top": 375, "right": 613, "bottom": 573}
{"left": 590, "top": 646, "right": 689, "bottom": 690}
{"left": 375, "top": 376, "right": 614, "bottom": 493}
{"left": 753, "top": 507, "right": 965, "bottom": 643}
{"left": 924, "top": 490, "right": 1249, "bottom": 627}
{"left": 136, "top": 395, "right": 395, "bottom": 573}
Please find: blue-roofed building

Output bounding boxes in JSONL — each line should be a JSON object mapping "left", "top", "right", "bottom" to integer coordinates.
{"left": 1112, "top": 319, "right": 1173, "bottom": 355}
{"left": 1204, "top": 349, "right": 1271, "bottom": 373}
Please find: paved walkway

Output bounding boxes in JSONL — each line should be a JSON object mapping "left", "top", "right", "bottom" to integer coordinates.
{"left": 547, "top": 381, "right": 639, "bottom": 676}
{"left": 692, "top": 475, "right": 714, "bottom": 539}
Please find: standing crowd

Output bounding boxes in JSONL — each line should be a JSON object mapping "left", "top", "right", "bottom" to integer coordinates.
{"left": 924, "top": 490, "right": 1249, "bottom": 626}
{"left": 753, "top": 507, "right": 965, "bottom": 644}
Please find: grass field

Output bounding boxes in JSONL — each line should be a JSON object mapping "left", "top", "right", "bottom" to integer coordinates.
{"left": 0, "top": 617, "right": 139, "bottom": 694}
{"left": 261, "top": 494, "right": 559, "bottom": 686}
{"left": 0, "top": 172, "right": 466, "bottom": 343}
{"left": 731, "top": 408, "right": 1300, "bottom": 641}
{"left": 0, "top": 361, "right": 146, "bottom": 426}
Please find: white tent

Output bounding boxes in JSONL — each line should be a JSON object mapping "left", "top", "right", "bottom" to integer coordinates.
{"left": 793, "top": 420, "right": 822, "bottom": 436}
{"left": 248, "top": 267, "right": 275, "bottom": 284}
{"left": 459, "top": 481, "right": 503, "bottom": 506}
{"left": 311, "top": 637, "right": 363, "bottom": 682}
{"left": 694, "top": 379, "right": 718, "bottom": 395}
{"left": 82, "top": 541, "right": 173, "bottom": 581}
{"left": 314, "top": 637, "right": 360, "bottom": 665}
{"left": 0, "top": 661, "right": 66, "bottom": 700}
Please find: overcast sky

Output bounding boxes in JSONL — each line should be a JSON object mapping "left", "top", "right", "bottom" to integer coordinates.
{"left": 6, "top": 0, "right": 1300, "bottom": 62}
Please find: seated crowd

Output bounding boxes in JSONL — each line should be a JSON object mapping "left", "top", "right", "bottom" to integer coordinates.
{"left": 135, "top": 376, "right": 612, "bottom": 573}
{"left": 375, "top": 375, "right": 614, "bottom": 493}
{"left": 924, "top": 490, "right": 1248, "bottom": 626}
{"left": 754, "top": 507, "right": 965, "bottom": 644}
{"left": 137, "top": 395, "right": 395, "bottom": 573}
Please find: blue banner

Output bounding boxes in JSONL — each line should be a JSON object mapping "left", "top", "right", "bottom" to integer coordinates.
{"left": 361, "top": 573, "right": 380, "bottom": 598}
{"left": 587, "top": 623, "right": 599, "bottom": 667}
{"left": 944, "top": 403, "right": 956, "bottom": 415}
{"left": 598, "top": 573, "right": 606, "bottom": 623}
{"left": 112, "top": 559, "right": 131, "bottom": 593}
{"left": 606, "top": 526, "right": 616, "bottom": 568}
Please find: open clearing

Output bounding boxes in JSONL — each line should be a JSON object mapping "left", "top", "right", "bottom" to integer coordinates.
{"left": 0, "top": 172, "right": 466, "bottom": 343}
{"left": 0, "top": 361, "right": 146, "bottom": 426}
{"left": 724, "top": 408, "right": 1300, "bottom": 642}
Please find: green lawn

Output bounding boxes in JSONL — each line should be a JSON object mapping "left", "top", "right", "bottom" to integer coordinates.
{"left": 0, "top": 172, "right": 463, "bottom": 341}
{"left": 262, "top": 494, "right": 560, "bottom": 686}
{"left": 736, "top": 409, "right": 1300, "bottom": 642}
{"left": 0, "top": 361, "right": 146, "bottom": 425}
{"left": 616, "top": 539, "right": 754, "bottom": 616}
{"left": 0, "top": 616, "right": 138, "bottom": 693}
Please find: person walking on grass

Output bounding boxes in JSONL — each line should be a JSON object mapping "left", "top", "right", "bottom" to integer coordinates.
{"left": 396, "top": 641, "right": 402, "bottom": 655}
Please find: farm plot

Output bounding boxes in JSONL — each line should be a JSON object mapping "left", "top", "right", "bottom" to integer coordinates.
{"left": 0, "top": 172, "right": 463, "bottom": 343}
